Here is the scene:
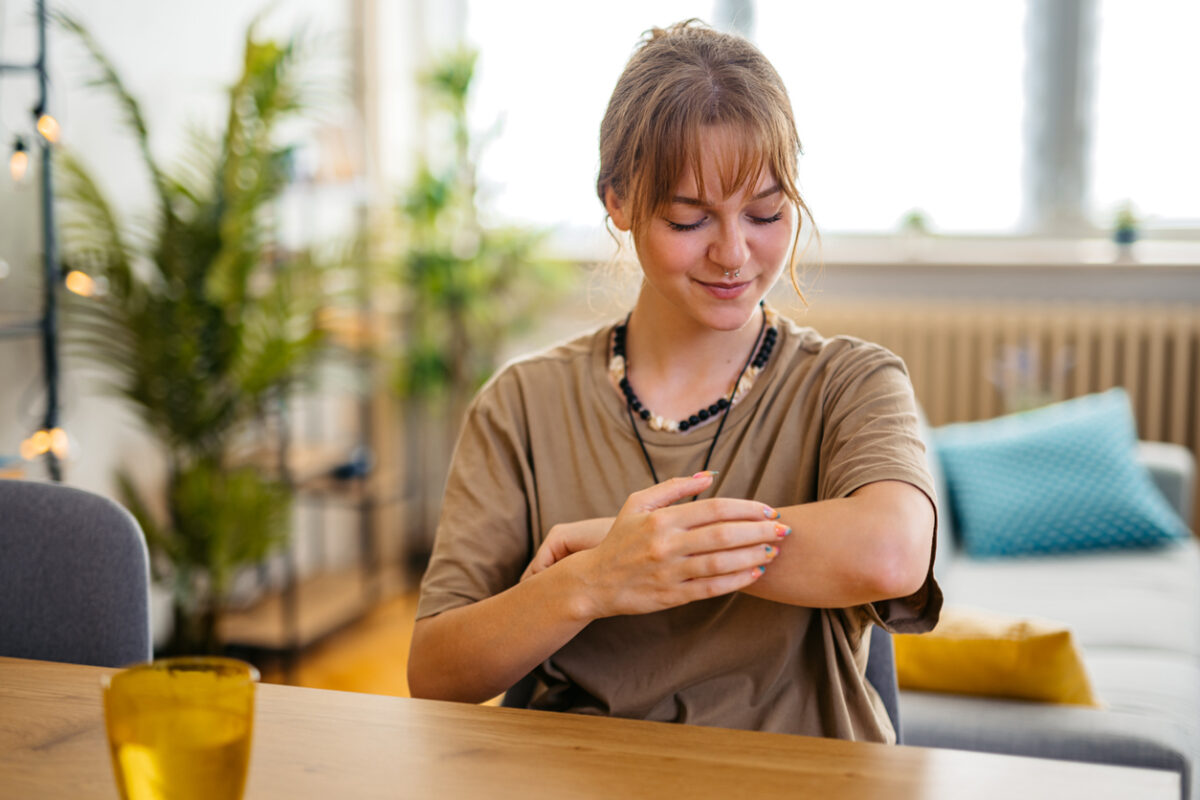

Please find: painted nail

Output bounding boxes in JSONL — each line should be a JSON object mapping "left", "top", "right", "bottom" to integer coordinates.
{"left": 756, "top": 565, "right": 766, "bottom": 575}
{"left": 692, "top": 470, "right": 720, "bottom": 479}
{"left": 764, "top": 545, "right": 776, "bottom": 558}
{"left": 762, "top": 505, "right": 781, "bottom": 519}
{"left": 775, "top": 524, "right": 792, "bottom": 538}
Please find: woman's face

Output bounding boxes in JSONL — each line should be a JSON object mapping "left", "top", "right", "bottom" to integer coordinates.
{"left": 607, "top": 125, "right": 796, "bottom": 333}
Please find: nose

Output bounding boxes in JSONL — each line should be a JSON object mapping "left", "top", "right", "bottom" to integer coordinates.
{"left": 708, "top": 219, "right": 750, "bottom": 275}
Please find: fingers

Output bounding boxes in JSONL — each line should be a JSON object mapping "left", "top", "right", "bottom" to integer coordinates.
{"left": 679, "top": 563, "right": 769, "bottom": 602}
{"left": 685, "top": 518, "right": 792, "bottom": 557}
{"left": 625, "top": 474, "right": 778, "bottom": 527}
{"left": 670, "top": 495, "right": 781, "bottom": 529}
{"left": 624, "top": 471, "right": 720, "bottom": 513}
{"left": 681, "top": 540, "right": 779, "bottom": 581}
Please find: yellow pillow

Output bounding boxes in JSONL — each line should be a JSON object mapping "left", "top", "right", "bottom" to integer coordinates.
{"left": 893, "top": 605, "right": 1103, "bottom": 708}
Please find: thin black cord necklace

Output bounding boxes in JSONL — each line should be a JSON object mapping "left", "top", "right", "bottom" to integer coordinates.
{"left": 617, "top": 304, "right": 772, "bottom": 493}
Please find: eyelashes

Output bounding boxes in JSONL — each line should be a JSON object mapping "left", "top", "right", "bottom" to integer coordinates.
{"left": 664, "top": 211, "right": 785, "bottom": 232}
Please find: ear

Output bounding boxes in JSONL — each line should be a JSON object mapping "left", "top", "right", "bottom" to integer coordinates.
{"left": 604, "top": 185, "right": 632, "bottom": 232}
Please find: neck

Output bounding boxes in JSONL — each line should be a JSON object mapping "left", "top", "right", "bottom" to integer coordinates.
{"left": 623, "top": 289, "right": 764, "bottom": 420}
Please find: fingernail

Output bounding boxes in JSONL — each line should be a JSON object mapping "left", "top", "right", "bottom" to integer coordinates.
{"left": 692, "top": 470, "right": 719, "bottom": 479}
{"left": 764, "top": 545, "right": 776, "bottom": 558}
{"left": 755, "top": 565, "right": 766, "bottom": 575}
{"left": 775, "top": 524, "right": 791, "bottom": 538}
{"left": 762, "top": 505, "right": 781, "bottom": 520}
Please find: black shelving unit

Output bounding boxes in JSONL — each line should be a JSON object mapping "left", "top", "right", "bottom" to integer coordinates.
{"left": 1, "top": 0, "right": 62, "bottom": 481}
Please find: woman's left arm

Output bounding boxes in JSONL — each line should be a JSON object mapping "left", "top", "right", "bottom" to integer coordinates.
{"left": 741, "top": 479, "right": 934, "bottom": 607}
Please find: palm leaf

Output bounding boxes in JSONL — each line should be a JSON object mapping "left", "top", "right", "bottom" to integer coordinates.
{"left": 54, "top": 11, "right": 179, "bottom": 238}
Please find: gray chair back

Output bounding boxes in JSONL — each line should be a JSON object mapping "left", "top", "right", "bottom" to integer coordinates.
{"left": 0, "top": 479, "right": 152, "bottom": 667}
{"left": 503, "top": 623, "right": 904, "bottom": 742}
{"left": 866, "top": 624, "right": 902, "bottom": 742}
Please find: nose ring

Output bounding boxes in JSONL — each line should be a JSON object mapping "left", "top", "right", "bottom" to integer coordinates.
{"left": 723, "top": 269, "right": 741, "bottom": 279}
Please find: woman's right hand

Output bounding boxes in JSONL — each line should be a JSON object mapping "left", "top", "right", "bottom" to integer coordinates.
{"left": 569, "top": 471, "right": 789, "bottom": 619}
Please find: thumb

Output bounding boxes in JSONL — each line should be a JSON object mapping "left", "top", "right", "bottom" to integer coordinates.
{"left": 627, "top": 471, "right": 718, "bottom": 513}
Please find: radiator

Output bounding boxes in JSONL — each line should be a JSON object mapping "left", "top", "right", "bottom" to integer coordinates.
{"left": 799, "top": 300, "right": 1200, "bottom": 529}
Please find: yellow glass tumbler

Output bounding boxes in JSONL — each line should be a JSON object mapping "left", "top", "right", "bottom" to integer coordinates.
{"left": 102, "top": 657, "right": 258, "bottom": 800}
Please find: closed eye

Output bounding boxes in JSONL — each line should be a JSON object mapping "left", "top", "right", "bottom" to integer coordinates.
{"left": 750, "top": 211, "right": 784, "bottom": 225}
{"left": 665, "top": 217, "right": 706, "bottom": 232}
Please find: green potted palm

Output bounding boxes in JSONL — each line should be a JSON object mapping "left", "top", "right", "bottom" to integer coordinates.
{"left": 56, "top": 16, "right": 327, "bottom": 654}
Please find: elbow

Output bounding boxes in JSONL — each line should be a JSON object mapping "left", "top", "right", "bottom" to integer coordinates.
{"left": 406, "top": 649, "right": 433, "bottom": 699}
{"left": 866, "top": 526, "right": 932, "bottom": 600}
{"left": 406, "top": 626, "right": 444, "bottom": 700}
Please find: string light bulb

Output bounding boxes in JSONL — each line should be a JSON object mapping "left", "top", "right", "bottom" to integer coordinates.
{"left": 65, "top": 269, "right": 96, "bottom": 297}
{"left": 19, "top": 428, "right": 70, "bottom": 460}
{"left": 9, "top": 138, "right": 28, "bottom": 182}
{"left": 48, "top": 428, "right": 70, "bottom": 458}
{"left": 36, "top": 113, "right": 60, "bottom": 143}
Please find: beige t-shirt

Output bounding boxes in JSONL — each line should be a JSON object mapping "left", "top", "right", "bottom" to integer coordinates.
{"left": 417, "top": 314, "right": 941, "bottom": 742}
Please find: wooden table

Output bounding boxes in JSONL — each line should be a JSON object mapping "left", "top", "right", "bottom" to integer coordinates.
{"left": 0, "top": 656, "right": 1178, "bottom": 799}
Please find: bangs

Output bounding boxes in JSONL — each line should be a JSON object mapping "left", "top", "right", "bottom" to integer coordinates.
{"left": 682, "top": 121, "right": 789, "bottom": 205}
{"left": 628, "top": 106, "right": 801, "bottom": 233}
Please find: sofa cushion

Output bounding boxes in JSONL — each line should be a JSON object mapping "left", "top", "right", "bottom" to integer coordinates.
{"left": 934, "top": 388, "right": 1189, "bottom": 557}
{"left": 902, "top": 649, "right": 1199, "bottom": 799}
{"left": 894, "top": 605, "right": 1100, "bottom": 706}
{"left": 937, "top": 538, "right": 1200, "bottom": 658}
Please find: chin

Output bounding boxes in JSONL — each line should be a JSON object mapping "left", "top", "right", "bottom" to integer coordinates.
{"left": 692, "top": 299, "right": 764, "bottom": 332}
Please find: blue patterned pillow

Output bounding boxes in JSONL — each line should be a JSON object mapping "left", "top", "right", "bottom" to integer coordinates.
{"left": 933, "top": 388, "right": 1188, "bottom": 557}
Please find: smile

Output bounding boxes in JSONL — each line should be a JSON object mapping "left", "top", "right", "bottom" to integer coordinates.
{"left": 696, "top": 279, "right": 752, "bottom": 300}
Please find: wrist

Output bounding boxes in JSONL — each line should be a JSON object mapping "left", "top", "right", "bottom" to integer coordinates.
{"left": 557, "top": 548, "right": 603, "bottom": 623}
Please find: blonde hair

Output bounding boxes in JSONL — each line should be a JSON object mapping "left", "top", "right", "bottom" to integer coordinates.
{"left": 596, "top": 20, "right": 817, "bottom": 300}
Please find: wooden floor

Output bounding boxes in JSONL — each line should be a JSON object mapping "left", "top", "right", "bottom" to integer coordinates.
{"left": 259, "top": 590, "right": 420, "bottom": 697}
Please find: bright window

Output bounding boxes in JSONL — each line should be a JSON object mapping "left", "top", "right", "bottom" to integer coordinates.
{"left": 466, "top": 1, "right": 714, "bottom": 231}
{"left": 756, "top": 1, "right": 1025, "bottom": 234}
{"left": 1092, "top": 0, "right": 1200, "bottom": 229}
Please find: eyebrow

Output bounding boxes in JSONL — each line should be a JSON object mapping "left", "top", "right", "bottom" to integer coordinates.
{"left": 671, "top": 185, "right": 782, "bottom": 206}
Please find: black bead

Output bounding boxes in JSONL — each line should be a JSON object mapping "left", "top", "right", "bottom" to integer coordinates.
{"left": 708, "top": 403, "right": 720, "bottom": 415}
{"left": 640, "top": 409, "right": 651, "bottom": 420}
{"left": 688, "top": 415, "right": 700, "bottom": 426}
{"left": 698, "top": 408, "right": 710, "bottom": 421}
{"left": 631, "top": 399, "right": 641, "bottom": 411}
{"left": 717, "top": 398, "right": 730, "bottom": 410}
{"left": 679, "top": 420, "right": 690, "bottom": 431}
{"left": 619, "top": 377, "right": 629, "bottom": 389}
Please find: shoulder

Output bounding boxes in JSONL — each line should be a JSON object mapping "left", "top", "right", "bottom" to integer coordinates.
{"left": 774, "top": 312, "right": 909, "bottom": 378}
{"left": 471, "top": 323, "right": 612, "bottom": 413}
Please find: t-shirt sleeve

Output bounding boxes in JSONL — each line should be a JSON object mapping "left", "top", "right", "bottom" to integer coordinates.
{"left": 415, "top": 369, "right": 535, "bottom": 621}
{"left": 818, "top": 340, "right": 943, "bottom": 634}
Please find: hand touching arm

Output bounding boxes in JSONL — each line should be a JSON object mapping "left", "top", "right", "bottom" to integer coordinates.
{"left": 407, "top": 472, "right": 784, "bottom": 703}
{"left": 741, "top": 480, "right": 935, "bottom": 608}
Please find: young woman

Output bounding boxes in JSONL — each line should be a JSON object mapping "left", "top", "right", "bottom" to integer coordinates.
{"left": 408, "top": 20, "right": 940, "bottom": 743}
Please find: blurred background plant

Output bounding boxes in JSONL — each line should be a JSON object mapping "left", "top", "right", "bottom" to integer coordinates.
{"left": 1114, "top": 201, "right": 1139, "bottom": 246}
{"left": 393, "top": 48, "right": 569, "bottom": 564}
{"left": 55, "top": 14, "right": 329, "bottom": 654}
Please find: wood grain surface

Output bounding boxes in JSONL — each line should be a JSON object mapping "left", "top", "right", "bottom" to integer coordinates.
{"left": 0, "top": 657, "right": 1178, "bottom": 800}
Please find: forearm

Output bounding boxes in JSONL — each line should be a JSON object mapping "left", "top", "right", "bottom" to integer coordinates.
{"left": 742, "top": 481, "right": 934, "bottom": 608}
{"left": 408, "top": 559, "right": 593, "bottom": 704}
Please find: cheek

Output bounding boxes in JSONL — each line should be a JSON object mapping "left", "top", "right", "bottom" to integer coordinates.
{"left": 752, "top": 224, "right": 794, "bottom": 266}
{"left": 638, "top": 231, "right": 695, "bottom": 274}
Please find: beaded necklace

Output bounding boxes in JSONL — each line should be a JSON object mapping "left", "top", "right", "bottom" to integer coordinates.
{"left": 611, "top": 304, "right": 778, "bottom": 485}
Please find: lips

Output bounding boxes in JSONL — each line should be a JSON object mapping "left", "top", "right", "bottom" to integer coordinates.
{"left": 697, "top": 279, "right": 751, "bottom": 299}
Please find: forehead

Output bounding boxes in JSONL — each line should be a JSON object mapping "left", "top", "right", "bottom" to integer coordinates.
{"left": 674, "top": 124, "right": 776, "bottom": 200}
